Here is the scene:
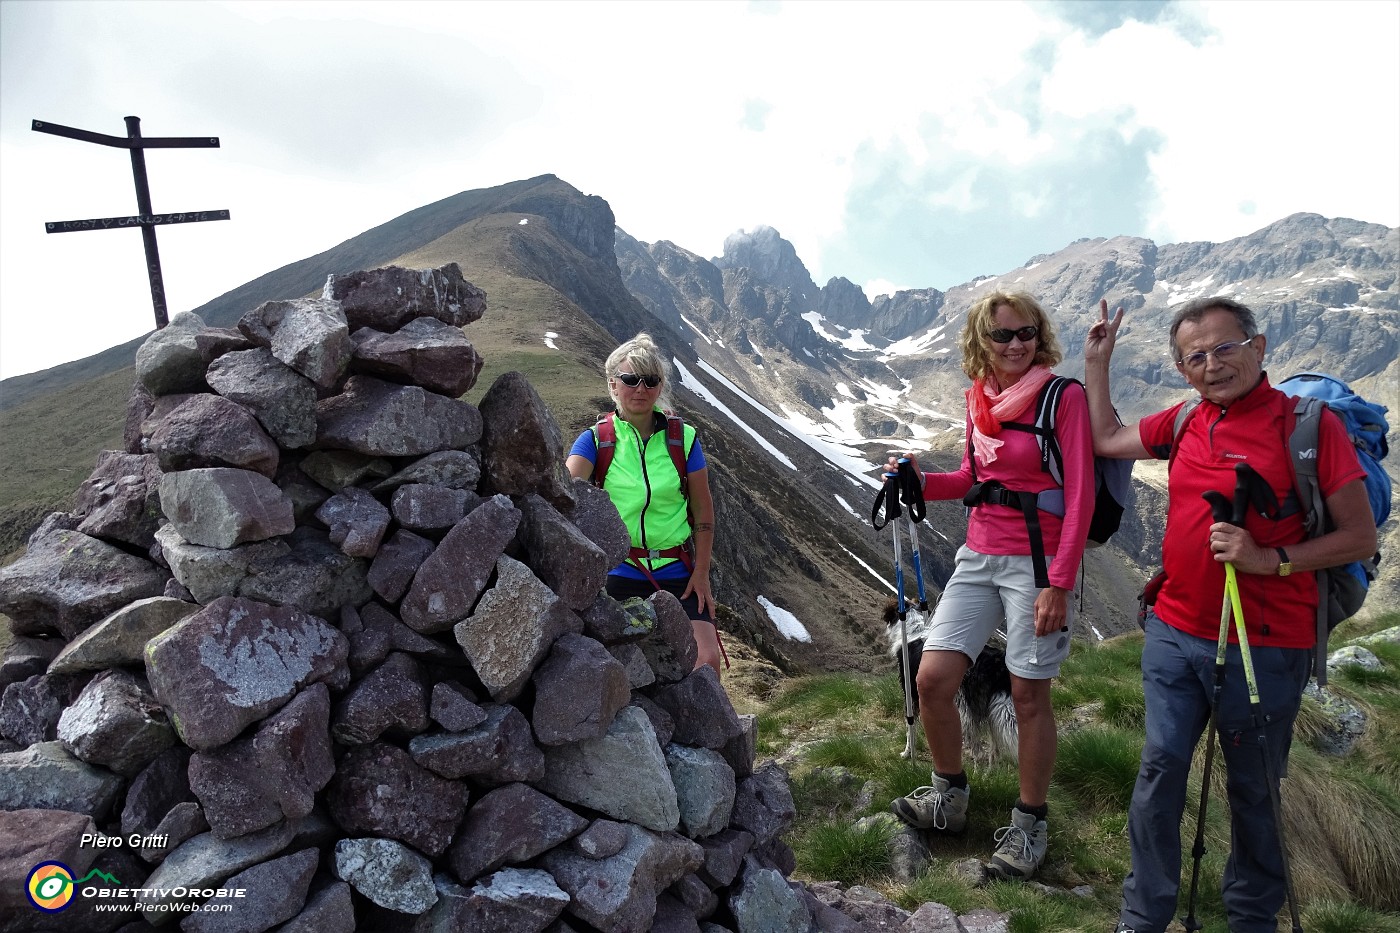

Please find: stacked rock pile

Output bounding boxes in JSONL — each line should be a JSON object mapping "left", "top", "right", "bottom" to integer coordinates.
{"left": 0, "top": 263, "right": 981, "bottom": 933}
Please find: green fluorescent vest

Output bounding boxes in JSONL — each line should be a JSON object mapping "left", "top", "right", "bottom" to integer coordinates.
{"left": 597, "top": 412, "right": 697, "bottom": 570}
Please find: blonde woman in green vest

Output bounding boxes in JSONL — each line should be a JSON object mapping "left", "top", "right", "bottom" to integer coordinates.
{"left": 566, "top": 333, "right": 721, "bottom": 674}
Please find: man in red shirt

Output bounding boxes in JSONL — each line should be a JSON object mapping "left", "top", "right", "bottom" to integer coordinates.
{"left": 1084, "top": 296, "right": 1374, "bottom": 933}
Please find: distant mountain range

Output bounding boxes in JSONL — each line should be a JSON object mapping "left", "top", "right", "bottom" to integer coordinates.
{"left": 2, "top": 174, "right": 1395, "bottom": 671}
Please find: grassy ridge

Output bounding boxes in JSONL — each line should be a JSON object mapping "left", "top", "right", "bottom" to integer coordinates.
{"left": 732, "top": 611, "right": 1400, "bottom": 933}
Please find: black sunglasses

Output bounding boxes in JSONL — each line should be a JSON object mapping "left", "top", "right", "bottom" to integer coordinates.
{"left": 615, "top": 372, "right": 661, "bottom": 388}
{"left": 988, "top": 325, "right": 1039, "bottom": 344}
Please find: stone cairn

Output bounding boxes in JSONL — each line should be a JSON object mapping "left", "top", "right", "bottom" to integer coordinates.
{"left": 0, "top": 263, "right": 998, "bottom": 933}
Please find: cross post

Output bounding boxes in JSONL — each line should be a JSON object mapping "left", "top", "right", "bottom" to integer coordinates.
{"left": 33, "top": 115, "right": 230, "bottom": 330}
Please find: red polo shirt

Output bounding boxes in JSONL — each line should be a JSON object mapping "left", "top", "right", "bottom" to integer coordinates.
{"left": 1140, "top": 376, "right": 1366, "bottom": 647}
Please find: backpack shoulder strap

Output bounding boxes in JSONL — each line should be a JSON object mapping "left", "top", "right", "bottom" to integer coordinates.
{"left": 1283, "top": 394, "right": 1332, "bottom": 683}
{"left": 664, "top": 411, "right": 689, "bottom": 499}
{"left": 999, "top": 376, "right": 1067, "bottom": 481}
{"left": 1168, "top": 398, "right": 1203, "bottom": 472}
{"left": 592, "top": 412, "right": 618, "bottom": 488}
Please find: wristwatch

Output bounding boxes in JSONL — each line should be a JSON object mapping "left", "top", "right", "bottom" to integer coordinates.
{"left": 1275, "top": 547, "right": 1293, "bottom": 577}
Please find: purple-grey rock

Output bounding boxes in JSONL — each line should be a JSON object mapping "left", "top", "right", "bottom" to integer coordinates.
{"left": 315, "top": 486, "right": 391, "bottom": 558}
{"left": 159, "top": 468, "right": 295, "bottom": 549}
{"left": 366, "top": 529, "right": 436, "bottom": 604}
{"left": 666, "top": 873, "right": 717, "bottom": 922}
{"left": 429, "top": 681, "right": 486, "bottom": 732}
{"left": 611, "top": 642, "right": 658, "bottom": 691}
{"left": 431, "top": 868, "right": 570, "bottom": 933}
{"left": 653, "top": 892, "right": 703, "bottom": 933}
{"left": 638, "top": 591, "right": 698, "bottom": 685}
{"left": 331, "top": 652, "right": 428, "bottom": 745}
{"left": 536, "top": 705, "right": 679, "bottom": 832}
{"left": 568, "top": 478, "right": 632, "bottom": 568}
{"left": 179, "top": 847, "right": 319, "bottom": 933}
{"left": 630, "top": 696, "right": 674, "bottom": 747}
{"left": 650, "top": 666, "right": 743, "bottom": 750}
{"left": 697, "top": 829, "right": 754, "bottom": 888}
{"left": 137, "top": 312, "right": 211, "bottom": 396}
{"left": 0, "top": 809, "right": 99, "bottom": 922}
{"left": 373, "top": 449, "right": 482, "bottom": 493}
{"left": 448, "top": 782, "right": 587, "bottom": 884}
{"left": 334, "top": 837, "right": 438, "bottom": 915}
{"left": 57, "top": 670, "right": 175, "bottom": 776}
{"left": 0, "top": 741, "right": 124, "bottom": 819}
{"left": 188, "top": 684, "right": 334, "bottom": 839}
{"left": 326, "top": 743, "right": 469, "bottom": 858}
{"left": 232, "top": 527, "right": 372, "bottom": 620}
{"left": 325, "top": 262, "right": 486, "bottom": 330}
{"left": 274, "top": 881, "right": 355, "bottom": 933}
{"left": 145, "top": 596, "right": 349, "bottom": 750}
{"left": 531, "top": 633, "right": 629, "bottom": 745}
{"left": 584, "top": 593, "right": 652, "bottom": 646}
{"left": 144, "top": 801, "right": 209, "bottom": 863}
{"left": 477, "top": 372, "right": 575, "bottom": 510}
{"left": 297, "top": 449, "right": 394, "bottom": 492}
{"left": 516, "top": 494, "right": 611, "bottom": 611}
{"left": 0, "top": 633, "right": 63, "bottom": 694}
{"left": 730, "top": 763, "right": 797, "bottom": 847}
{"left": 274, "top": 462, "right": 330, "bottom": 524}
{"left": 49, "top": 597, "right": 199, "bottom": 677}
{"left": 2, "top": 672, "right": 81, "bottom": 746}
{"left": 540, "top": 822, "right": 704, "bottom": 933}
{"left": 316, "top": 375, "right": 482, "bottom": 457}
{"left": 207, "top": 348, "right": 320, "bottom": 450}
{"left": 390, "top": 483, "right": 476, "bottom": 532}
{"left": 148, "top": 394, "right": 280, "bottom": 478}
{"left": 573, "top": 819, "right": 630, "bottom": 860}
{"left": 403, "top": 495, "right": 520, "bottom": 634}
{"left": 238, "top": 298, "right": 351, "bottom": 389}
{"left": 408, "top": 704, "right": 545, "bottom": 785}
{"left": 0, "top": 528, "right": 166, "bottom": 639}
{"left": 73, "top": 450, "right": 164, "bottom": 549}
{"left": 139, "top": 820, "right": 301, "bottom": 921}
{"left": 722, "top": 714, "right": 758, "bottom": 779}
{"left": 122, "top": 745, "right": 194, "bottom": 837}
{"left": 350, "top": 316, "right": 484, "bottom": 397}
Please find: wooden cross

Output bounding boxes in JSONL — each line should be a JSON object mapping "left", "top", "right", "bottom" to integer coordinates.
{"left": 32, "top": 115, "right": 231, "bottom": 330}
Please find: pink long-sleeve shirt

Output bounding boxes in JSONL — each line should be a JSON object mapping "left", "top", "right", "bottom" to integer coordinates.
{"left": 922, "top": 378, "right": 1095, "bottom": 591}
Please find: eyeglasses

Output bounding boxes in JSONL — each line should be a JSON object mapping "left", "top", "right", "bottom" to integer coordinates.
{"left": 615, "top": 372, "right": 661, "bottom": 388}
{"left": 988, "top": 325, "right": 1039, "bottom": 344}
{"left": 1178, "top": 339, "right": 1254, "bottom": 372}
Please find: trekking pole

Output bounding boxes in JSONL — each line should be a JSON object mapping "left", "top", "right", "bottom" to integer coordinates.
{"left": 872, "top": 467, "right": 917, "bottom": 758}
{"left": 1184, "top": 473, "right": 1252, "bottom": 931}
{"left": 896, "top": 459, "right": 929, "bottom": 758}
{"left": 1226, "top": 464, "right": 1305, "bottom": 933}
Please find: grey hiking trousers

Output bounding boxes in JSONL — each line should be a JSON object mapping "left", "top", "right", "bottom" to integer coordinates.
{"left": 1118, "top": 613, "right": 1310, "bottom": 933}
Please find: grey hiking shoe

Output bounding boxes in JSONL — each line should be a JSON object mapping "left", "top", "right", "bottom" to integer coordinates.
{"left": 890, "top": 775, "right": 969, "bottom": 832}
{"left": 988, "top": 806, "right": 1048, "bottom": 879}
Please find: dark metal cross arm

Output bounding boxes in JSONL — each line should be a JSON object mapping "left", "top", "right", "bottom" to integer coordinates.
{"left": 32, "top": 120, "right": 219, "bottom": 149}
{"left": 44, "top": 210, "right": 232, "bottom": 234}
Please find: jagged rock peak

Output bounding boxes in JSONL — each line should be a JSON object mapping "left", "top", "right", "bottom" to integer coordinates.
{"left": 714, "top": 226, "right": 819, "bottom": 308}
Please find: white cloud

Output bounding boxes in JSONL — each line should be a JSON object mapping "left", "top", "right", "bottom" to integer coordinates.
{"left": 1, "top": 0, "right": 1395, "bottom": 378}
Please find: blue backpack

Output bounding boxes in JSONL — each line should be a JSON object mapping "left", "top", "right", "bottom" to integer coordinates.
{"left": 1281, "top": 373, "right": 1389, "bottom": 683}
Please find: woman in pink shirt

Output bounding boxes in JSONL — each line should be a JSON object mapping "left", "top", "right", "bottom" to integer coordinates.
{"left": 889, "top": 290, "right": 1094, "bottom": 882}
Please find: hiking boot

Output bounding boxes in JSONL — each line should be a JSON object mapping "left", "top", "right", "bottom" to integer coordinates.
{"left": 988, "top": 807, "right": 1048, "bottom": 880}
{"left": 890, "top": 775, "right": 969, "bottom": 832}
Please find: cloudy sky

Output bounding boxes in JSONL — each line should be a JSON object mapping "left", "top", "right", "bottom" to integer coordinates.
{"left": 2, "top": 0, "right": 1397, "bottom": 380}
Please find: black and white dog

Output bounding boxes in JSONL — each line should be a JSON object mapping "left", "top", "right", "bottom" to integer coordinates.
{"left": 884, "top": 599, "right": 1019, "bottom": 763}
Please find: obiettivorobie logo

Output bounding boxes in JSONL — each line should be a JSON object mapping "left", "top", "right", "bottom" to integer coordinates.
{"left": 25, "top": 859, "right": 246, "bottom": 916}
{"left": 26, "top": 862, "right": 122, "bottom": 912}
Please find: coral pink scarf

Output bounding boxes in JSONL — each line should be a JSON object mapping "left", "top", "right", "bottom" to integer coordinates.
{"left": 966, "top": 365, "right": 1055, "bottom": 466}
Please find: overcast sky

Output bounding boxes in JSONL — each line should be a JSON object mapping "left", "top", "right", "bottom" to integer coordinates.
{"left": 2, "top": 0, "right": 1397, "bottom": 380}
